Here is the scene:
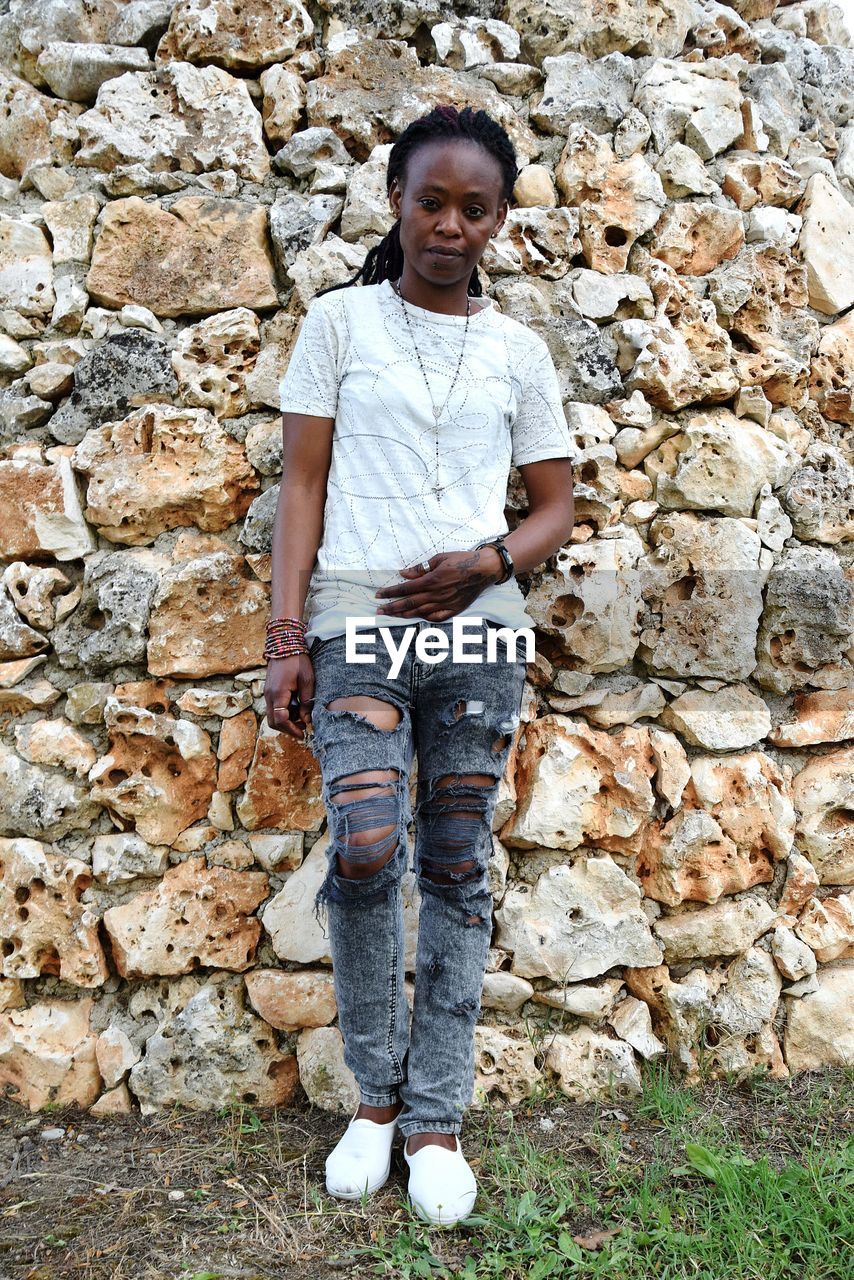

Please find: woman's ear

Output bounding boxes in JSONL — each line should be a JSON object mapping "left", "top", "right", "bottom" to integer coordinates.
{"left": 389, "top": 177, "right": 401, "bottom": 219}
{"left": 492, "top": 199, "right": 509, "bottom": 238}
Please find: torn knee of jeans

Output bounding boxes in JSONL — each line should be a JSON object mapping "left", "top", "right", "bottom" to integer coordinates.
{"left": 327, "top": 773, "right": 403, "bottom": 878}
{"left": 420, "top": 851, "right": 483, "bottom": 886}
{"left": 323, "top": 698, "right": 403, "bottom": 733}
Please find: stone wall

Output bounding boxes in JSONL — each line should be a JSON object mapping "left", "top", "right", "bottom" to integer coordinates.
{"left": 0, "top": 0, "right": 851, "bottom": 1116}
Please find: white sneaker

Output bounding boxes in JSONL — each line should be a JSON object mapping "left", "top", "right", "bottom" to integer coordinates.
{"left": 324, "top": 1108, "right": 400, "bottom": 1199}
{"left": 403, "top": 1135, "right": 478, "bottom": 1226}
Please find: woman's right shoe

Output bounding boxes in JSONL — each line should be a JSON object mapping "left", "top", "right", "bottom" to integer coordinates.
{"left": 324, "top": 1108, "right": 399, "bottom": 1199}
{"left": 403, "top": 1135, "right": 478, "bottom": 1226}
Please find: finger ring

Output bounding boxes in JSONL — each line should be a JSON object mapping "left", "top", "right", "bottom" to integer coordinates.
{"left": 273, "top": 706, "right": 290, "bottom": 712}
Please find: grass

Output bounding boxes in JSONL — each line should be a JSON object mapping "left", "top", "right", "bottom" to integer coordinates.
{"left": 347, "top": 1062, "right": 854, "bottom": 1280}
{"left": 1, "top": 1058, "right": 851, "bottom": 1280}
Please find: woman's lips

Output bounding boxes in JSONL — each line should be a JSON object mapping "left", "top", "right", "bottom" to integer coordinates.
{"left": 427, "top": 248, "right": 462, "bottom": 263}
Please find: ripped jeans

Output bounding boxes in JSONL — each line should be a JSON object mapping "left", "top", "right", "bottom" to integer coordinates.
{"left": 304, "top": 617, "right": 527, "bottom": 1140}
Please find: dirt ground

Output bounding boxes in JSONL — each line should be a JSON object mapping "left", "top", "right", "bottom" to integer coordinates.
{"left": 1, "top": 1068, "right": 850, "bottom": 1280}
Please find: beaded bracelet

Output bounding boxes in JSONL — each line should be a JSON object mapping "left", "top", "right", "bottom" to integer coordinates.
{"left": 264, "top": 615, "right": 308, "bottom": 660}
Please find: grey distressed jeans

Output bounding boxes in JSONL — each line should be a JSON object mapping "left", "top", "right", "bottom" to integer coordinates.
{"left": 304, "top": 617, "right": 527, "bottom": 1140}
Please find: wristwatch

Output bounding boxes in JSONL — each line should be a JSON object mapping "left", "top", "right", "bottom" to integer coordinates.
{"left": 475, "top": 535, "right": 514, "bottom": 584}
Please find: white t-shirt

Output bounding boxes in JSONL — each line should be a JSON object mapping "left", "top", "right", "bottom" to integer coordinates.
{"left": 278, "top": 277, "right": 580, "bottom": 642}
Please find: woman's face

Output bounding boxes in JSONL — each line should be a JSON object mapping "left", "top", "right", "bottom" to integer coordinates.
{"left": 388, "top": 138, "right": 508, "bottom": 288}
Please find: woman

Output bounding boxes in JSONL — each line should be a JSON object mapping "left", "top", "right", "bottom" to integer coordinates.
{"left": 264, "top": 104, "right": 577, "bottom": 1226}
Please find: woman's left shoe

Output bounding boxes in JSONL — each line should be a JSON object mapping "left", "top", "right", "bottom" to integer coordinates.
{"left": 403, "top": 1135, "right": 477, "bottom": 1226}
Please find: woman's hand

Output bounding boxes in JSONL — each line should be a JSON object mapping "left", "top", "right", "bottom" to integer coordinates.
{"left": 374, "top": 546, "right": 503, "bottom": 621}
{"left": 264, "top": 654, "right": 315, "bottom": 740}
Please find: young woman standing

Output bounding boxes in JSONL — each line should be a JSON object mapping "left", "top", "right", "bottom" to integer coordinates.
{"left": 264, "top": 104, "right": 577, "bottom": 1226}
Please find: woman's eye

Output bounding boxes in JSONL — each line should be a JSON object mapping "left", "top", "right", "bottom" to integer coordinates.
{"left": 418, "top": 199, "right": 485, "bottom": 218}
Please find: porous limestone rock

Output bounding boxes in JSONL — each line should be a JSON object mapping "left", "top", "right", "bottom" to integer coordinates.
{"left": 651, "top": 201, "right": 744, "bottom": 275}
{"left": 0, "top": 69, "right": 84, "bottom": 182}
{"left": 810, "top": 309, "right": 853, "bottom": 428}
{"left": 794, "top": 893, "right": 854, "bottom": 963}
{"left": 500, "top": 715, "right": 656, "bottom": 853}
{"left": 102, "top": 855, "right": 269, "bottom": 978}
{"left": 719, "top": 154, "right": 804, "bottom": 212}
{"left": 658, "top": 684, "right": 772, "bottom": 750}
{"left": 555, "top": 125, "right": 666, "bottom": 273}
{"left": 773, "top": 691, "right": 854, "bottom": 747}
{"left": 157, "top": 0, "right": 314, "bottom": 70}
{"left": 245, "top": 968, "right": 337, "bottom": 1032}
{"left": 0, "top": 838, "right": 107, "bottom": 986}
{"left": 295, "top": 1025, "right": 358, "bottom": 1114}
{"left": 236, "top": 718, "right": 324, "bottom": 833}
{"left": 95, "top": 1025, "right": 140, "bottom": 1089}
{"left": 128, "top": 976, "right": 299, "bottom": 1114}
{"left": 35, "top": 41, "right": 152, "bottom": 103}
{"left": 783, "top": 963, "right": 854, "bottom": 1072}
{"left": 608, "top": 995, "right": 666, "bottom": 1058}
{"left": 653, "top": 894, "right": 777, "bottom": 962}
{"left": 217, "top": 708, "right": 256, "bottom": 793}
{"left": 779, "top": 444, "right": 854, "bottom": 545}
{"left": 779, "top": 851, "right": 821, "bottom": 918}
{"left": 638, "top": 512, "right": 767, "bottom": 681}
{"left": 624, "top": 963, "right": 726, "bottom": 1080}
{"left": 532, "top": 976, "right": 624, "bottom": 1019}
{"left": 480, "top": 971, "right": 535, "bottom": 1013}
{"left": 53, "top": 548, "right": 170, "bottom": 674}
{"left": 76, "top": 63, "right": 270, "bottom": 182}
{"left": 3, "top": 563, "right": 79, "bottom": 630}
{"left": 0, "top": 742, "right": 100, "bottom": 841}
{"left": 259, "top": 62, "right": 305, "bottom": 149}
{"left": 791, "top": 748, "right": 854, "bottom": 885}
{"left": 494, "top": 855, "right": 663, "bottom": 981}
{"left": 649, "top": 727, "right": 691, "bottom": 808}
{"left": 530, "top": 51, "right": 637, "bottom": 135}
{"left": 13, "top": 718, "right": 96, "bottom": 776}
{"left": 0, "top": 454, "right": 94, "bottom": 563}
{"left": 261, "top": 834, "right": 332, "bottom": 965}
{"left": 471, "top": 1024, "right": 540, "bottom": 1107}
{"left": 48, "top": 330, "right": 178, "bottom": 446}
{"left": 308, "top": 38, "right": 537, "bottom": 165}
{"left": 86, "top": 195, "right": 279, "bottom": 317}
{"left": 71, "top": 406, "right": 259, "bottom": 544}
{"left": 754, "top": 544, "right": 853, "bottom": 694}
{"left": 171, "top": 308, "right": 261, "bottom": 419}
{"left": 644, "top": 409, "right": 799, "bottom": 518}
{"left": 770, "top": 926, "right": 817, "bottom": 982}
{"left": 634, "top": 56, "right": 743, "bottom": 153}
{"left": 545, "top": 1026, "right": 643, "bottom": 1100}
{"left": 701, "top": 946, "right": 787, "bottom": 1080}
{"left": 523, "top": 529, "right": 644, "bottom": 671}
{"left": 0, "top": 996, "right": 101, "bottom": 1111}
{"left": 796, "top": 173, "right": 854, "bottom": 315}
{"left": 499, "top": 0, "right": 696, "bottom": 62}
{"left": 0, "top": 217, "right": 54, "bottom": 316}
{"left": 146, "top": 543, "right": 269, "bottom": 678}
{"left": 92, "top": 832, "right": 170, "bottom": 884}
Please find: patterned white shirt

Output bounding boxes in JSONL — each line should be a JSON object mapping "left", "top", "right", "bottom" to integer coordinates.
{"left": 278, "top": 277, "right": 579, "bottom": 642}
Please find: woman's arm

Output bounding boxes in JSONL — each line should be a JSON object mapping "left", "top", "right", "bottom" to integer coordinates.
{"left": 265, "top": 411, "right": 334, "bottom": 738}
{"left": 375, "top": 456, "right": 575, "bottom": 619}
{"left": 270, "top": 411, "right": 334, "bottom": 616}
{"left": 501, "top": 456, "right": 575, "bottom": 574}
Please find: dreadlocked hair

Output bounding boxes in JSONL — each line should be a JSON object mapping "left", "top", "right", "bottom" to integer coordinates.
{"left": 312, "top": 104, "right": 518, "bottom": 301}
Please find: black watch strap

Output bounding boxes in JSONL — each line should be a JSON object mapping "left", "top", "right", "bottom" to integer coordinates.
{"left": 477, "top": 535, "right": 514, "bottom": 584}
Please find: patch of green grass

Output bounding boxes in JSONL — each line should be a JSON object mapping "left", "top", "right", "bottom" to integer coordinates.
{"left": 355, "top": 1064, "right": 853, "bottom": 1280}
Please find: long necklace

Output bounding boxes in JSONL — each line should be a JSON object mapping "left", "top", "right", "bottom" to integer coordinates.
{"left": 391, "top": 275, "right": 470, "bottom": 496}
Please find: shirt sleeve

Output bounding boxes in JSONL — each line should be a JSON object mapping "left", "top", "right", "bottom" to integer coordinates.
{"left": 510, "top": 336, "right": 580, "bottom": 467}
{"left": 278, "top": 296, "right": 340, "bottom": 417}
